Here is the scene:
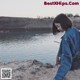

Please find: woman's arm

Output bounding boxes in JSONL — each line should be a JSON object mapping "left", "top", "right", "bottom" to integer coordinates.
{"left": 54, "top": 36, "right": 72, "bottom": 80}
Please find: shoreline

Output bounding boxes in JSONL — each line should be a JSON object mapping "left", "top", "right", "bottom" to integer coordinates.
{"left": 0, "top": 59, "right": 80, "bottom": 80}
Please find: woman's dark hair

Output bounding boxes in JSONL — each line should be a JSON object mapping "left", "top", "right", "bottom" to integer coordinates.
{"left": 52, "top": 14, "right": 72, "bottom": 35}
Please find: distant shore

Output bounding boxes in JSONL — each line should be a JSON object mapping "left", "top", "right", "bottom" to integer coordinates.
{"left": 0, "top": 59, "right": 80, "bottom": 80}
{"left": 0, "top": 17, "right": 52, "bottom": 32}
{"left": 0, "top": 17, "right": 80, "bottom": 33}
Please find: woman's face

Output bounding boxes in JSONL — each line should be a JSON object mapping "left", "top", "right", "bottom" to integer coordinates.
{"left": 55, "top": 23, "right": 64, "bottom": 32}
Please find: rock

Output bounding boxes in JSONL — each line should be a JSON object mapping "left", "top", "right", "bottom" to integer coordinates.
{"left": 0, "top": 60, "right": 80, "bottom": 80}
{"left": 16, "top": 65, "right": 27, "bottom": 72}
{"left": 43, "top": 63, "right": 54, "bottom": 68}
{"left": 29, "top": 59, "right": 43, "bottom": 67}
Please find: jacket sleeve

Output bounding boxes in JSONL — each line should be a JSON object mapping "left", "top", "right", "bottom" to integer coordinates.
{"left": 54, "top": 36, "right": 73, "bottom": 80}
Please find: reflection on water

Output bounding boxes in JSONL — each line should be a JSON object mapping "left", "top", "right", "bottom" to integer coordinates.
{"left": 0, "top": 32, "right": 61, "bottom": 64}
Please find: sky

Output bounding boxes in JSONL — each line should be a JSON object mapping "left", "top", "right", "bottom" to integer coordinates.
{"left": 0, "top": 0, "right": 80, "bottom": 18}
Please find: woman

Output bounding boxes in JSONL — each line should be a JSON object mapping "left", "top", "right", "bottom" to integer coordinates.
{"left": 52, "top": 14, "right": 80, "bottom": 80}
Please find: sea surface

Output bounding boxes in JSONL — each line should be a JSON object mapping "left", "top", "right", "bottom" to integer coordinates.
{"left": 0, "top": 31, "right": 63, "bottom": 64}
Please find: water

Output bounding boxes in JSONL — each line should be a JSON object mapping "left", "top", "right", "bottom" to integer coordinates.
{"left": 0, "top": 32, "right": 61, "bottom": 64}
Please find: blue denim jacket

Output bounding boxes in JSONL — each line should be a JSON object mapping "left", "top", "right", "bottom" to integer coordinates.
{"left": 54, "top": 27, "right": 80, "bottom": 80}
